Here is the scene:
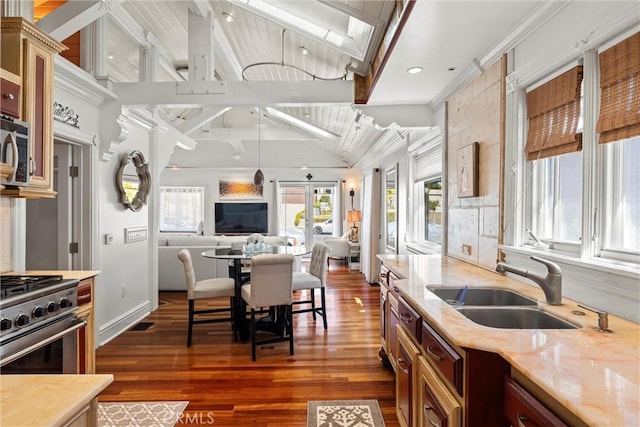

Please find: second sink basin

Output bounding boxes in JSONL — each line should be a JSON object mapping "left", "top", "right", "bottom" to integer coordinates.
{"left": 427, "top": 286, "right": 537, "bottom": 306}
{"left": 457, "top": 307, "right": 579, "bottom": 329}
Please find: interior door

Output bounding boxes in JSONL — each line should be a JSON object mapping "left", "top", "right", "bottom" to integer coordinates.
{"left": 26, "top": 142, "right": 84, "bottom": 270}
{"left": 277, "top": 182, "right": 338, "bottom": 251}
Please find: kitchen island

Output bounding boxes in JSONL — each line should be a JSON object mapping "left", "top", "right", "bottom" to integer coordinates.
{"left": 378, "top": 254, "right": 639, "bottom": 426}
{"left": 0, "top": 374, "right": 113, "bottom": 426}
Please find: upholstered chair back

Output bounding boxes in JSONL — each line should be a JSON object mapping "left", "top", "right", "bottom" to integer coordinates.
{"left": 308, "top": 243, "right": 330, "bottom": 284}
{"left": 177, "top": 249, "right": 197, "bottom": 300}
{"left": 248, "top": 254, "right": 294, "bottom": 308}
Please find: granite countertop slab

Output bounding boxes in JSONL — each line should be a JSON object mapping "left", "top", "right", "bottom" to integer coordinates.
{"left": 378, "top": 254, "right": 639, "bottom": 426}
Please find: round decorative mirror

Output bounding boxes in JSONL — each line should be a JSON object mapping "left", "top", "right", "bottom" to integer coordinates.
{"left": 116, "top": 150, "right": 151, "bottom": 212}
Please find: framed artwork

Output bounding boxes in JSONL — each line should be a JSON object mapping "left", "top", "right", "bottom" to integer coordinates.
{"left": 457, "top": 142, "right": 479, "bottom": 198}
{"left": 219, "top": 178, "right": 263, "bottom": 200}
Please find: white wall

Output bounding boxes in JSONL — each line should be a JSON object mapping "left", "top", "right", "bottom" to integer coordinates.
{"left": 96, "top": 122, "right": 153, "bottom": 345}
{"left": 160, "top": 166, "right": 361, "bottom": 236}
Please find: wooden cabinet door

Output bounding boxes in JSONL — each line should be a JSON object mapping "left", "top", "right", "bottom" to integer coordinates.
{"left": 504, "top": 377, "right": 567, "bottom": 427}
{"left": 23, "top": 38, "right": 54, "bottom": 192}
{"left": 417, "top": 356, "right": 461, "bottom": 427}
{"left": 397, "top": 326, "right": 420, "bottom": 427}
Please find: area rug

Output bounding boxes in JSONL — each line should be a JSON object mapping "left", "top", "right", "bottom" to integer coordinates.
{"left": 98, "top": 401, "right": 188, "bottom": 427}
{"left": 307, "top": 400, "right": 386, "bottom": 427}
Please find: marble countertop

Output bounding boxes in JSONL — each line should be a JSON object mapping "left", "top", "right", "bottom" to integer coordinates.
{"left": 0, "top": 374, "right": 113, "bottom": 426}
{"left": 378, "top": 254, "right": 639, "bottom": 426}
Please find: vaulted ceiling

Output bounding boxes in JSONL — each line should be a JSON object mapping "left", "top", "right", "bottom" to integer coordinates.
{"left": 34, "top": 0, "right": 547, "bottom": 171}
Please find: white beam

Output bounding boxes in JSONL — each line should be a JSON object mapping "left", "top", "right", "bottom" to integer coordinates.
{"left": 178, "top": 107, "right": 231, "bottom": 135}
{"left": 359, "top": 104, "right": 435, "bottom": 128}
{"left": 36, "top": 0, "right": 109, "bottom": 42}
{"left": 112, "top": 80, "right": 353, "bottom": 107}
{"left": 192, "top": 127, "right": 318, "bottom": 141}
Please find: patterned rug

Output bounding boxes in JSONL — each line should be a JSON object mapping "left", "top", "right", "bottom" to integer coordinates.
{"left": 98, "top": 401, "right": 188, "bottom": 427}
{"left": 307, "top": 400, "right": 386, "bottom": 427}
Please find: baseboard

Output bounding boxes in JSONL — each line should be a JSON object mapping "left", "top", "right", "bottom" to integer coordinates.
{"left": 97, "top": 300, "right": 151, "bottom": 347}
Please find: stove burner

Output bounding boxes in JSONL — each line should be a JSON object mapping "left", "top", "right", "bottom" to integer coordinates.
{"left": 0, "top": 275, "right": 65, "bottom": 298}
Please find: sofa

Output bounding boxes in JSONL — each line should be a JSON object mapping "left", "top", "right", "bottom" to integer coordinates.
{"left": 158, "top": 234, "right": 289, "bottom": 291}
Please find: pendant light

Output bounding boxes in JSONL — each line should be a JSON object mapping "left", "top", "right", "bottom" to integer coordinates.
{"left": 253, "top": 107, "right": 264, "bottom": 186}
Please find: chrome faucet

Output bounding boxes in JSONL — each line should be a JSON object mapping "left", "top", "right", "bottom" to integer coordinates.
{"left": 495, "top": 256, "right": 562, "bottom": 305}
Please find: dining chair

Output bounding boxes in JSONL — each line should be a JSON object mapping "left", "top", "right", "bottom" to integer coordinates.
{"left": 178, "top": 249, "right": 236, "bottom": 347}
{"left": 324, "top": 238, "right": 350, "bottom": 268}
{"left": 240, "top": 254, "right": 295, "bottom": 361}
{"left": 292, "top": 243, "right": 330, "bottom": 329}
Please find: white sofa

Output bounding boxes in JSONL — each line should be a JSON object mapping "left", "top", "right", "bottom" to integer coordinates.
{"left": 158, "top": 234, "right": 289, "bottom": 291}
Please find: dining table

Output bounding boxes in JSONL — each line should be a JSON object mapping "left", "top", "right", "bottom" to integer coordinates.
{"left": 201, "top": 245, "right": 310, "bottom": 342}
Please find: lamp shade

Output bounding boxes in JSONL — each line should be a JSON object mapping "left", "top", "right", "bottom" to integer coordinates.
{"left": 347, "top": 210, "right": 362, "bottom": 222}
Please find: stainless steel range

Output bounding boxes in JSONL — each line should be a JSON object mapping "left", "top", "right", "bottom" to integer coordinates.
{"left": 0, "top": 274, "right": 85, "bottom": 371}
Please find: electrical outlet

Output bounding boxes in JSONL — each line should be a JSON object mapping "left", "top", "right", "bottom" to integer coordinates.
{"left": 121, "top": 284, "right": 126, "bottom": 297}
{"left": 462, "top": 244, "right": 472, "bottom": 255}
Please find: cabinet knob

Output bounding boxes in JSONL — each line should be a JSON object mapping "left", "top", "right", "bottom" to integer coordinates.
{"left": 3, "top": 93, "right": 15, "bottom": 100}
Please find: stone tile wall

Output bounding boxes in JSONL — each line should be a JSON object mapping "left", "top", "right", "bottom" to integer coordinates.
{"left": 447, "top": 58, "right": 504, "bottom": 269}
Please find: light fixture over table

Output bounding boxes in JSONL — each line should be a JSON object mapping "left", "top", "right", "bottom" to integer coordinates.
{"left": 253, "top": 107, "right": 264, "bottom": 186}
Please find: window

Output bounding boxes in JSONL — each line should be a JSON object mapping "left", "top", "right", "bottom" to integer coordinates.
{"left": 159, "top": 187, "right": 204, "bottom": 233}
{"left": 411, "top": 139, "right": 442, "bottom": 247}
{"left": 529, "top": 151, "right": 583, "bottom": 244}
{"left": 525, "top": 66, "right": 583, "bottom": 250}
{"left": 521, "top": 31, "right": 640, "bottom": 264}
{"left": 424, "top": 179, "right": 442, "bottom": 244}
{"left": 601, "top": 136, "right": 640, "bottom": 254}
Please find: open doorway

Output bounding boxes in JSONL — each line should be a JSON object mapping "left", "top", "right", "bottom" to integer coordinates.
{"left": 26, "top": 141, "right": 91, "bottom": 270}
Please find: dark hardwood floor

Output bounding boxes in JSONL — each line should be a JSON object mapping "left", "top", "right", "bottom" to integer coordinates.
{"left": 96, "top": 263, "right": 400, "bottom": 426}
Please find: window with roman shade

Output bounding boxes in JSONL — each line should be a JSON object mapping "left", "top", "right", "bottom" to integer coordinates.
{"left": 525, "top": 66, "right": 583, "bottom": 160}
{"left": 596, "top": 31, "right": 640, "bottom": 144}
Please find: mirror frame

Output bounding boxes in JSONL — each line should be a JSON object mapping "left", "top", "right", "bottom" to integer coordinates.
{"left": 385, "top": 165, "right": 398, "bottom": 253}
{"left": 116, "top": 150, "right": 151, "bottom": 212}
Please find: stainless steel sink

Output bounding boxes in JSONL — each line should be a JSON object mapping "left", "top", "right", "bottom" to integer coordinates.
{"left": 456, "top": 307, "right": 579, "bottom": 329}
{"left": 427, "top": 286, "right": 537, "bottom": 306}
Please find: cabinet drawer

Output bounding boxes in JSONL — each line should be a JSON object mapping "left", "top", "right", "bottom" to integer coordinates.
{"left": 77, "top": 280, "right": 92, "bottom": 306}
{"left": 505, "top": 377, "right": 567, "bottom": 427}
{"left": 418, "top": 356, "right": 461, "bottom": 427}
{"left": 421, "top": 321, "right": 463, "bottom": 396}
{"left": 0, "top": 78, "right": 20, "bottom": 118}
{"left": 398, "top": 297, "right": 421, "bottom": 343}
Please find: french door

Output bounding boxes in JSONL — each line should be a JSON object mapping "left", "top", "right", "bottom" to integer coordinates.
{"left": 277, "top": 182, "right": 340, "bottom": 251}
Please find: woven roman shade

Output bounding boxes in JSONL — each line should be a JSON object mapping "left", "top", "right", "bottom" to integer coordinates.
{"left": 525, "top": 66, "right": 583, "bottom": 160}
{"left": 596, "top": 32, "right": 640, "bottom": 144}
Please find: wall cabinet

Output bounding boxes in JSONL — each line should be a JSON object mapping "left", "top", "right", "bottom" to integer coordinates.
{"left": 0, "top": 18, "right": 65, "bottom": 198}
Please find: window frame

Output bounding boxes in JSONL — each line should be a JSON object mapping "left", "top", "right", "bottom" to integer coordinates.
{"left": 159, "top": 186, "right": 205, "bottom": 233}
{"left": 517, "top": 45, "right": 639, "bottom": 266}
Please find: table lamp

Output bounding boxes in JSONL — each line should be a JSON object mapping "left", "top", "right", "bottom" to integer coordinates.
{"left": 346, "top": 210, "right": 362, "bottom": 242}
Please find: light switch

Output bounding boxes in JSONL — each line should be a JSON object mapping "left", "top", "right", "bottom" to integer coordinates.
{"left": 105, "top": 233, "right": 114, "bottom": 245}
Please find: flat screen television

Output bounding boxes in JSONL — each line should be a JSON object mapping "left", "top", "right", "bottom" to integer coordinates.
{"left": 214, "top": 202, "right": 268, "bottom": 234}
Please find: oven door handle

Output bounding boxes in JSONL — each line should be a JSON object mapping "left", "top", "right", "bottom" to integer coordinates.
{"left": 1, "top": 317, "right": 86, "bottom": 366}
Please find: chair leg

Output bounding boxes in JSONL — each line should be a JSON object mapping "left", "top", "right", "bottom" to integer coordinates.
{"left": 320, "top": 287, "right": 328, "bottom": 330}
{"left": 187, "top": 299, "right": 194, "bottom": 347}
{"left": 288, "top": 305, "right": 294, "bottom": 356}
{"left": 251, "top": 308, "right": 257, "bottom": 361}
{"left": 311, "top": 289, "right": 316, "bottom": 320}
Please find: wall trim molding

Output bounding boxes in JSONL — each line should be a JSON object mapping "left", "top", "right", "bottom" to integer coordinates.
{"left": 97, "top": 300, "right": 151, "bottom": 347}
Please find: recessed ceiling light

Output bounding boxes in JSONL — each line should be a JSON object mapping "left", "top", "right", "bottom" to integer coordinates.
{"left": 223, "top": 12, "right": 234, "bottom": 22}
{"left": 108, "top": 53, "right": 115, "bottom": 60}
{"left": 406, "top": 67, "right": 423, "bottom": 74}
{"left": 300, "top": 47, "right": 311, "bottom": 56}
